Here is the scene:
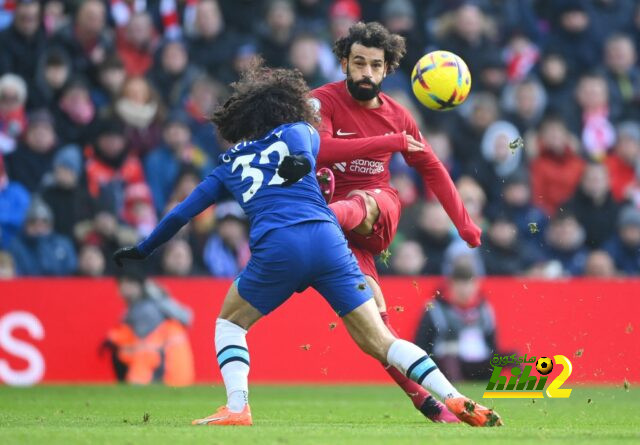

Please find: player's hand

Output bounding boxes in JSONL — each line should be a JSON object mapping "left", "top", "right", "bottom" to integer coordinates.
{"left": 113, "top": 246, "right": 146, "bottom": 267}
{"left": 404, "top": 132, "right": 424, "bottom": 152}
{"left": 278, "top": 155, "right": 312, "bottom": 186}
{"left": 460, "top": 224, "right": 482, "bottom": 248}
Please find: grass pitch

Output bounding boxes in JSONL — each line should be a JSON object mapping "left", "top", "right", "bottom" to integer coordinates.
{"left": 0, "top": 384, "right": 637, "bottom": 445}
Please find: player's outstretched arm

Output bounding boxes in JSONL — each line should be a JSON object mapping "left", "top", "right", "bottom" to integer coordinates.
{"left": 312, "top": 91, "right": 421, "bottom": 164}
{"left": 316, "top": 132, "right": 411, "bottom": 165}
{"left": 112, "top": 173, "right": 224, "bottom": 266}
{"left": 404, "top": 140, "right": 481, "bottom": 247}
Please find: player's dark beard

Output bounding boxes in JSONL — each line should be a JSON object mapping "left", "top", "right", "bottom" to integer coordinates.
{"left": 346, "top": 70, "right": 381, "bottom": 101}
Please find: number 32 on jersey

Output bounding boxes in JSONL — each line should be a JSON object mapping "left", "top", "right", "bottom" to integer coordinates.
{"left": 231, "top": 141, "right": 290, "bottom": 202}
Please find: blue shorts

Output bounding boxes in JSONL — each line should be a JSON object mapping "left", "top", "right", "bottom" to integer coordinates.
{"left": 236, "top": 221, "right": 373, "bottom": 316}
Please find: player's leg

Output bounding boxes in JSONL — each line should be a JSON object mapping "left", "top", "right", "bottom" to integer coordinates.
{"left": 192, "top": 281, "right": 260, "bottom": 426}
{"left": 313, "top": 225, "right": 501, "bottom": 426}
{"left": 194, "top": 226, "right": 309, "bottom": 426}
{"left": 352, "top": 247, "right": 458, "bottom": 422}
{"left": 340, "top": 299, "right": 503, "bottom": 427}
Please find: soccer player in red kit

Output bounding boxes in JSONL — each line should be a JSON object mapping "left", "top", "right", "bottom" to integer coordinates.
{"left": 312, "top": 22, "right": 482, "bottom": 423}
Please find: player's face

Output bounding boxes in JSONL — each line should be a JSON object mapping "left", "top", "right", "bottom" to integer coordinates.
{"left": 342, "top": 43, "right": 387, "bottom": 101}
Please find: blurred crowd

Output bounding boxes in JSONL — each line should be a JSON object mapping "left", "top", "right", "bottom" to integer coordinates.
{"left": 1, "top": 0, "right": 640, "bottom": 279}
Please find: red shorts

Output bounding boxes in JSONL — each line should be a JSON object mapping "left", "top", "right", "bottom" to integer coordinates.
{"left": 345, "top": 188, "right": 401, "bottom": 283}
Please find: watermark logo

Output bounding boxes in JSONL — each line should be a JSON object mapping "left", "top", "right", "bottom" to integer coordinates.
{"left": 482, "top": 354, "right": 573, "bottom": 399}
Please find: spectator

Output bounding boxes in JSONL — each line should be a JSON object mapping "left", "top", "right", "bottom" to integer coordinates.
{"left": 160, "top": 239, "right": 196, "bottom": 276}
{"left": 8, "top": 197, "right": 77, "bottom": 276}
{"left": 475, "top": 51, "right": 507, "bottom": 96}
{"left": 316, "top": 0, "right": 361, "bottom": 82}
{"left": 583, "top": 250, "right": 617, "bottom": 278}
{"left": 0, "top": 153, "right": 30, "bottom": 248}
{"left": 546, "top": 1, "right": 601, "bottom": 75}
{"left": 530, "top": 114, "right": 585, "bottom": 216}
{"left": 481, "top": 216, "right": 538, "bottom": 276}
{"left": 427, "top": 129, "right": 461, "bottom": 181}
{"left": 542, "top": 213, "right": 589, "bottom": 277}
{"left": 258, "top": 0, "right": 297, "bottom": 68}
{"left": 588, "top": 0, "right": 635, "bottom": 43}
{"left": 5, "top": 109, "right": 57, "bottom": 191}
{"left": 380, "top": 0, "right": 424, "bottom": 78}
{"left": 121, "top": 182, "right": 157, "bottom": 238}
{"left": 0, "top": 0, "right": 47, "bottom": 102}
{"left": 288, "top": 33, "right": 329, "bottom": 89}
{"left": 442, "top": 239, "right": 486, "bottom": 277}
{"left": 0, "top": 250, "right": 16, "bottom": 279}
{"left": 106, "top": 267, "right": 194, "bottom": 386}
{"left": 53, "top": 79, "right": 97, "bottom": 147}
{"left": 116, "top": 12, "right": 158, "bottom": 77}
{"left": 503, "top": 32, "right": 539, "bottom": 83}
{"left": 564, "top": 163, "right": 619, "bottom": 248}
{"left": 182, "top": 75, "right": 223, "bottom": 156}
{"left": 203, "top": 201, "right": 250, "bottom": 278}
{"left": 32, "top": 49, "right": 71, "bottom": 109}
{"left": 85, "top": 118, "right": 145, "bottom": 211}
{"left": 389, "top": 240, "right": 426, "bottom": 275}
{"left": 487, "top": 172, "right": 547, "bottom": 241}
{"left": 604, "top": 206, "right": 640, "bottom": 275}
{"left": 41, "top": 144, "right": 95, "bottom": 239}
{"left": 449, "top": 92, "right": 499, "bottom": 171}
{"left": 50, "top": 0, "right": 114, "bottom": 81}
{"left": 148, "top": 39, "right": 201, "bottom": 109}
{"left": 77, "top": 243, "right": 106, "bottom": 277}
{"left": 163, "top": 166, "right": 216, "bottom": 249}
{"left": 456, "top": 176, "right": 487, "bottom": 229}
{"left": 602, "top": 33, "right": 640, "bottom": 121}
{"left": 409, "top": 202, "right": 453, "bottom": 276}
{"left": 414, "top": 260, "right": 497, "bottom": 382}
{"left": 0, "top": 73, "right": 27, "bottom": 154}
{"left": 296, "top": 0, "right": 329, "bottom": 35}
{"left": 75, "top": 208, "right": 138, "bottom": 275}
{"left": 42, "top": 0, "right": 68, "bottom": 35}
{"left": 113, "top": 76, "right": 164, "bottom": 157}
{"left": 605, "top": 121, "right": 640, "bottom": 202}
{"left": 502, "top": 77, "right": 546, "bottom": 134}
{"left": 433, "top": 3, "right": 499, "bottom": 76}
{"left": 477, "top": 120, "right": 523, "bottom": 202}
{"left": 145, "top": 110, "right": 212, "bottom": 214}
{"left": 92, "top": 55, "right": 126, "bottom": 111}
{"left": 537, "top": 51, "right": 574, "bottom": 116}
{"left": 188, "top": 0, "right": 239, "bottom": 80}
{"left": 389, "top": 166, "right": 419, "bottom": 208}
{"left": 572, "top": 73, "right": 616, "bottom": 160}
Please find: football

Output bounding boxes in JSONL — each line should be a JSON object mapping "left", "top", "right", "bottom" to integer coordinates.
{"left": 411, "top": 50, "right": 472, "bottom": 111}
{"left": 536, "top": 357, "right": 554, "bottom": 375}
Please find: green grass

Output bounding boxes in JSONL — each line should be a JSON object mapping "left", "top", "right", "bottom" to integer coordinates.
{"left": 0, "top": 384, "right": 637, "bottom": 445}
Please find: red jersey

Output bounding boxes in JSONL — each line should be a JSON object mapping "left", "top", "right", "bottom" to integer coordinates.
{"left": 312, "top": 81, "right": 481, "bottom": 246}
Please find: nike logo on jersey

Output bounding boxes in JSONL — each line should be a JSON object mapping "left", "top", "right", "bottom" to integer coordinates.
{"left": 336, "top": 129, "right": 356, "bottom": 136}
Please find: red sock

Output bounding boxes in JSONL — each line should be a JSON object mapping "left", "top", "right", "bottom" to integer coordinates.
{"left": 380, "top": 311, "right": 431, "bottom": 409}
{"left": 329, "top": 195, "right": 367, "bottom": 231}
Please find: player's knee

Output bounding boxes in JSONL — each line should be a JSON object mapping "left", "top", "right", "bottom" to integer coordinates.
{"left": 348, "top": 191, "right": 379, "bottom": 234}
{"left": 356, "top": 332, "right": 394, "bottom": 363}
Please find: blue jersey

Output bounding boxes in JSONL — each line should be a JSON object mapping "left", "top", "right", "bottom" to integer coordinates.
{"left": 138, "top": 122, "right": 336, "bottom": 255}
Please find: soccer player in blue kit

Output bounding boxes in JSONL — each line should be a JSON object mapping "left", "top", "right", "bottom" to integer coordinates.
{"left": 113, "top": 62, "right": 502, "bottom": 428}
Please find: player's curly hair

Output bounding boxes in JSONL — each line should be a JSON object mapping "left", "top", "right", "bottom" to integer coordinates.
{"left": 211, "top": 58, "right": 318, "bottom": 143}
{"left": 333, "top": 22, "right": 406, "bottom": 73}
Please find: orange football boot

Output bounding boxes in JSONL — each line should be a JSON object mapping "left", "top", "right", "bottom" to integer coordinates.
{"left": 444, "top": 397, "right": 503, "bottom": 427}
{"left": 191, "top": 405, "right": 253, "bottom": 426}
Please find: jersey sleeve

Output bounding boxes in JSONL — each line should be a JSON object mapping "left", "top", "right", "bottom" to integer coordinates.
{"left": 137, "top": 170, "right": 225, "bottom": 255}
{"left": 401, "top": 116, "right": 482, "bottom": 247}
{"left": 281, "top": 122, "right": 318, "bottom": 162}
{"left": 312, "top": 88, "right": 407, "bottom": 165}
